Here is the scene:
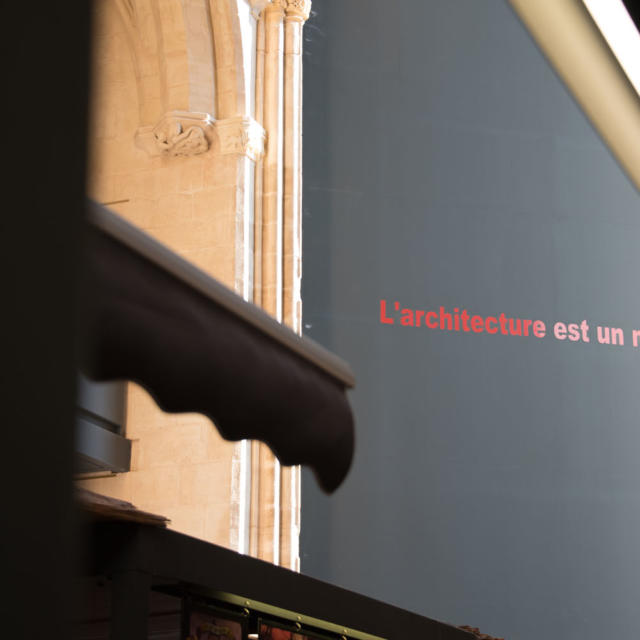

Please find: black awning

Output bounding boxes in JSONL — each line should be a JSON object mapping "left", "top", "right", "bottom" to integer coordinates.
{"left": 80, "top": 202, "right": 355, "bottom": 493}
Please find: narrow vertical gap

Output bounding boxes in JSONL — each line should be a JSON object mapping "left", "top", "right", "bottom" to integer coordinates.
{"left": 273, "top": 458, "right": 281, "bottom": 565}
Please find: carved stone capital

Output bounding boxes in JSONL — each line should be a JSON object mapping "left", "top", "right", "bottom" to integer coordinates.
{"left": 214, "top": 116, "right": 266, "bottom": 161}
{"left": 284, "top": 0, "right": 311, "bottom": 21}
{"left": 135, "top": 111, "right": 214, "bottom": 157}
{"left": 250, "top": 0, "right": 310, "bottom": 21}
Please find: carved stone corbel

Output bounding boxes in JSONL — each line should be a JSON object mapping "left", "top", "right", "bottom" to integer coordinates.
{"left": 135, "top": 111, "right": 214, "bottom": 157}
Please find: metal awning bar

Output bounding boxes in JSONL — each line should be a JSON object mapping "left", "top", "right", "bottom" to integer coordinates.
{"left": 75, "top": 416, "right": 132, "bottom": 474}
{"left": 88, "top": 201, "right": 355, "bottom": 389}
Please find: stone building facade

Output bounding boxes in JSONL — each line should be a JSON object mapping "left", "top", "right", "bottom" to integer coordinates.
{"left": 79, "top": 0, "right": 311, "bottom": 571}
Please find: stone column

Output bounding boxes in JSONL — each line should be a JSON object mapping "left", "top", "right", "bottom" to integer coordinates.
{"left": 253, "top": 12, "right": 266, "bottom": 308}
{"left": 260, "top": 1, "right": 285, "bottom": 323}
{"left": 250, "top": 0, "right": 286, "bottom": 565}
{"left": 248, "top": 0, "right": 310, "bottom": 570}
{"left": 279, "top": 0, "right": 310, "bottom": 572}
{"left": 282, "top": 0, "right": 308, "bottom": 334}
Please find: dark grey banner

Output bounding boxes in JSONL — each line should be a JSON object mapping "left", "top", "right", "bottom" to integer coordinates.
{"left": 301, "top": 2, "right": 640, "bottom": 639}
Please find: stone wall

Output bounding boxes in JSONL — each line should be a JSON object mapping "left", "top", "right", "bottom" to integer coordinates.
{"left": 78, "top": 0, "right": 310, "bottom": 569}
{"left": 81, "top": 0, "right": 244, "bottom": 550}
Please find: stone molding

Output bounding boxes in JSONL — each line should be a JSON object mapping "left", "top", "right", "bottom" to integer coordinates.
{"left": 135, "top": 112, "right": 266, "bottom": 161}
{"left": 215, "top": 116, "right": 266, "bottom": 162}
{"left": 249, "top": 0, "right": 272, "bottom": 18}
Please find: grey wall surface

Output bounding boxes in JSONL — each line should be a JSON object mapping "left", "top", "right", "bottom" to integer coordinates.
{"left": 300, "top": 2, "right": 640, "bottom": 639}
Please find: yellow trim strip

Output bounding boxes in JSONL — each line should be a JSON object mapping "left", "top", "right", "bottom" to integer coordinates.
{"left": 209, "top": 590, "right": 387, "bottom": 640}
